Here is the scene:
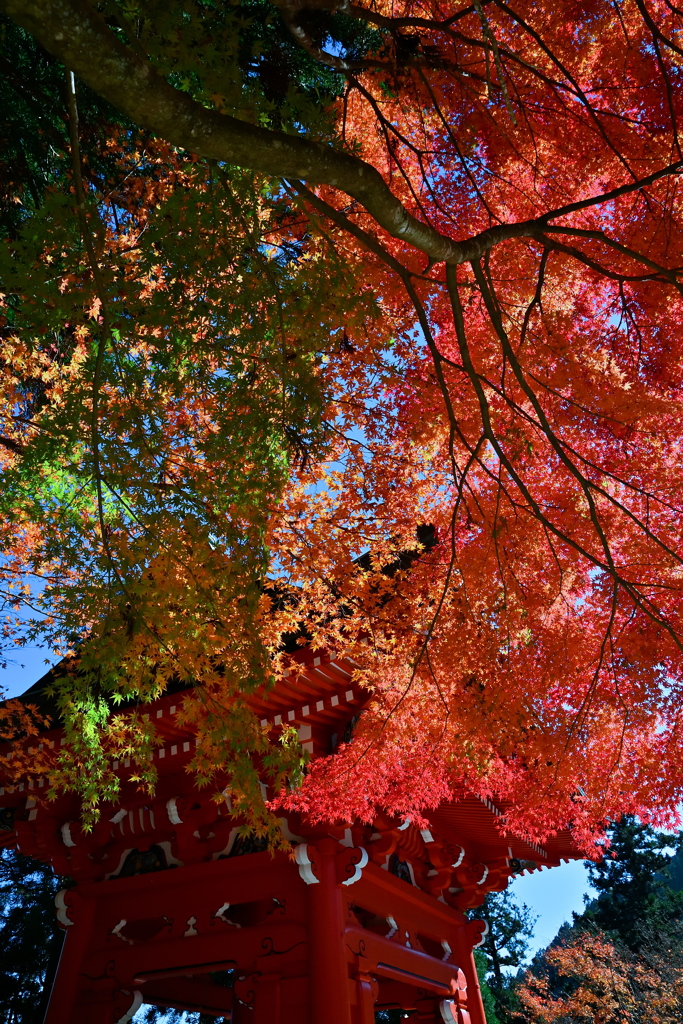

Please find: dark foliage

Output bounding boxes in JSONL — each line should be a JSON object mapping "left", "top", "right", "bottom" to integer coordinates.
{"left": 474, "top": 889, "right": 536, "bottom": 1023}
{"left": 577, "top": 815, "right": 683, "bottom": 951}
{"left": 0, "top": 847, "right": 66, "bottom": 1024}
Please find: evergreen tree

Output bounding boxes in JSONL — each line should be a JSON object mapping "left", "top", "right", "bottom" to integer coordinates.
{"left": 0, "top": 847, "right": 66, "bottom": 1024}
{"left": 474, "top": 950, "right": 502, "bottom": 1024}
{"left": 473, "top": 889, "right": 536, "bottom": 1023}
{"left": 577, "top": 815, "right": 683, "bottom": 951}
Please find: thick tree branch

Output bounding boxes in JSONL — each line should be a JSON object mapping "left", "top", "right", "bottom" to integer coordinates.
{"left": 3, "top": 0, "right": 683, "bottom": 276}
{"left": 0, "top": 0, "right": 466, "bottom": 263}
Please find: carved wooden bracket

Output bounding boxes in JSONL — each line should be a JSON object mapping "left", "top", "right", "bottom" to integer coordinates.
{"left": 54, "top": 888, "right": 82, "bottom": 928}
{"left": 113, "top": 988, "right": 143, "bottom": 1024}
{"left": 295, "top": 842, "right": 368, "bottom": 886}
{"left": 295, "top": 842, "right": 320, "bottom": 884}
{"left": 336, "top": 845, "right": 368, "bottom": 886}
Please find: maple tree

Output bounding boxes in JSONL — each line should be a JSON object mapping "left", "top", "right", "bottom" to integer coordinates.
{"left": 513, "top": 818, "right": 683, "bottom": 1023}
{"left": 1, "top": 0, "right": 683, "bottom": 847}
{"left": 517, "top": 930, "right": 683, "bottom": 1024}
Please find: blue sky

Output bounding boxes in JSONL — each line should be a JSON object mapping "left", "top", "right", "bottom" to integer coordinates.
{"left": 510, "top": 858, "right": 591, "bottom": 959}
{"left": 0, "top": 645, "right": 57, "bottom": 699}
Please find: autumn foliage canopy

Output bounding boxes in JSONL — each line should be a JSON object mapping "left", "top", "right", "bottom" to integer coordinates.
{"left": 0, "top": 0, "right": 683, "bottom": 847}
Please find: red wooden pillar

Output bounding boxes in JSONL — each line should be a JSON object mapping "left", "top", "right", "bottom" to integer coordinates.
{"left": 304, "top": 840, "right": 353, "bottom": 1024}
{"left": 462, "top": 954, "right": 487, "bottom": 1024}
{"left": 353, "top": 955, "right": 378, "bottom": 1024}
{"left": 44, "top": 893, "right": 97, "bottom": 1024}
{"left": 252, "top": 973, "right": 282, "bottom": 1024}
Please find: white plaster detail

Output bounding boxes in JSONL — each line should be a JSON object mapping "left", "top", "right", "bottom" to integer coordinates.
{"left": 274, "top": 715, "right": 282, "bottom": 726}
{"left": 476, "top": 865, "right": 489, "bottom": 886}
{"left": 60, "top": 822, "right": 76, "bottom": 848}
{"left": 214, "top": 902, "right": 241, "bottom": 928}
{"left": 420, "top": 828, "right": 434, "bottom": 843}
{"left": 298, "top": 721, "right": 313, "bottom": 753}
{"left": 28, "top": 809, "right": 37, "bottom": 821}
{"left": 156, "top": 709, "right": 162, "bottom": 719}
{"left": 385, "top": 916, "right": 398, "bottom": 939}
{"left": 440, "top": 1000, "right": 457, "bottom": 1023}
{"left": 123, "top": 759, "right": 130, "bottom": 768}
{"left": 55, "top": 890, "right": 74, "bottom": 927}
{"left": 38, "top": 778, "right": 44, "bottom": 788}
{"left": 345, "top": 690, "right": 354, "bottom": 701}
{"left": 184, "top": 916, "right": 198, "bottom": 937}
{"left": 341, "top": 846, "right": 368, "bottom": 886}
{"left": 115, "top": 990, "right": 143, "bottom": 1024}
{"left": 259, "top": 781, "right": 268, "bottom": 800}
{"left": 171, "top": 745, "right": 177, "bottom": 756}
{"left": 260, "top": 719, "right": 268, "bottom": 728}
{"left": 158, "top": 749, "right": 165, "bottom": 759}
{"left": 110, "top": 809, "right": 127, "bottom": 825}
{"left": 104, "top": 841, "right": 183, "bottom": 881}
{"left": 25, "top": 797, "right": 36, "bottom": 809}
{"left": 316, "top": 700, "right": 324, "bottom": 712}
{"left": 441, "top": 940, "right": 452, "bottom": 961}
{"left": 340, "top": 828, "right": 354, "bottom": 848}
{"left": 451, "top": 845, "right": 465, "bottom": 868}
{"left": 287, "top": 710, "right": 296, "bottom": 721}
{"left": 331, "top": 695, "right": 339, "bottom": 706}
{"left": 112, "top": 920, "right": 134, "bottom": 945}
{"left": 278, "top": 817, "right": 306, "bottom": 844}
{"left": 397, "top": 818, "right": 411, "bottom": 831}
{"left": 295, "top": 844, "right": 319, "bottom": 885}
{"left": 302, "top": 704, "right": 310, "bottom": 716}
{"left": 183, "top": 741, "right": 190, "bottom": 752}
{"left": 166, "top": 798, "right": 183, "bottom": 825}
{"left": 211, "top": 826, "right": 241, "bottom": 861}
{"left": 170, "top": 705, "right": 176, "bottom": 714}
{"left": 313, "top": 656, "right": 321, "bottom": 666}
{"left": 157, "top": 840, "right": 184, "bottom": 869}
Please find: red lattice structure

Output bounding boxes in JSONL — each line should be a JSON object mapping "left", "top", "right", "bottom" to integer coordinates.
{"left": 0, "top": 651, "right": 581, "bottom": 1023}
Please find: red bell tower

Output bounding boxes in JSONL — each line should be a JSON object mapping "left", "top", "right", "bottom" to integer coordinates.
{"left": 0, "top": 651, "right": 581, "bottom": 1022}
